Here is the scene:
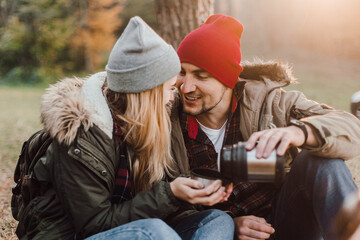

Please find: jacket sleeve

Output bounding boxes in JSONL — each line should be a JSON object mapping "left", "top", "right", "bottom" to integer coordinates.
{"left": 281, "top": 90, "right": 360, "bottom": 160}
{"left": 170, "top": 93, "right": 191, "bottom": 176}
{"left": 48, "top": 140, "right": 181, "bottom": 239}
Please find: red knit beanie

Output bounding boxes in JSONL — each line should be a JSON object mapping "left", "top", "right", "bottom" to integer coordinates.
{"left": 177, "top": 14, "right": 243, "bottom": 89}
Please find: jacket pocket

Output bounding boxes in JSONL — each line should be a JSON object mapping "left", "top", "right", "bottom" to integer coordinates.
{"left": 68, "top": 141, "right": 114, "bottom": 191}
{"left": 259, "top": 114, "right": 276, "bottom": 130}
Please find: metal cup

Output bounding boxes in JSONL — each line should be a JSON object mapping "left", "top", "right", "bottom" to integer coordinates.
{"left": 190, "top": 168, "right": 230, "bottom": 188}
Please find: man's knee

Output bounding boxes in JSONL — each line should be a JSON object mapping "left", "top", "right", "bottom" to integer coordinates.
{"left": 287, "top": 150, "right": 356, "bottom": 193}
{"left": 291, "top": 150, "right": 348, "bottom": 176}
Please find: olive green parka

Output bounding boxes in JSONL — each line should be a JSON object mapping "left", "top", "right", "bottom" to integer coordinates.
{"left": 16, "top": 72, "right": 191, "bottom": 240}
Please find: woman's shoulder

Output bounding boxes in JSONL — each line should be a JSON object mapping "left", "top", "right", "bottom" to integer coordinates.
{"left": 41, "top": 72, "right": 113, "bottom": 146}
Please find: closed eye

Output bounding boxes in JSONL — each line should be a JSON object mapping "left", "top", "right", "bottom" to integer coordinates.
{"left": 195, "top": 73, "right": 208, "bottom": 80}
{"left": 193, "top": 69, "right": 211, "bottom": 80}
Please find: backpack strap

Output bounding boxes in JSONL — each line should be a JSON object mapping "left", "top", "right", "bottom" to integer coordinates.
{"left": 27, "top": 131, "right": 52, "bottom": 176}
{"left": 13, "top": 130, "right": 46, "bottom": 183}
{"left": 12, "top": 130, "right": 52, "bottom": 220}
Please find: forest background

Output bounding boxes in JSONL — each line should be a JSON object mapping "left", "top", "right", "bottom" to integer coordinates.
{"left": 1, "top": 0, "right": 360, "bottom": 239}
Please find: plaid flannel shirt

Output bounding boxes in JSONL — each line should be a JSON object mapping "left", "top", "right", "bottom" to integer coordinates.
{"left": 180, "top": 89, "right": 276, "bottom": 217}
{"left": 112, "top": 119, "right": 134, "bottom": 204}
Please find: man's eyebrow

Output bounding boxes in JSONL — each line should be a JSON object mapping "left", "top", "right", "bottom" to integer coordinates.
{"left": 180, "top": 67, "right": 212, "bottom": 76}
{"left": 192, "top": 69, "right": 209, "bottom": 75}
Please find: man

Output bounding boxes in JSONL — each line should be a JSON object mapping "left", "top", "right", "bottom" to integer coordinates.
{"left": 174, "top": 14, "right": 360, "bottom": 240}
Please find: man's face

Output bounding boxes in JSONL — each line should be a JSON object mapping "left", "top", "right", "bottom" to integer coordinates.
{"left": 176, "top": 62, "right": 230, "bottom": 116}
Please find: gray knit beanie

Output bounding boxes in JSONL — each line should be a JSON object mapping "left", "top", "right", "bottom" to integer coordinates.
{"left": 106, "top": 16, "right": 180, "bottom": 93}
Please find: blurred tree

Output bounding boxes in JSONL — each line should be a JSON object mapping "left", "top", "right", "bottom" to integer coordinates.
{"left": 0, "top": 0, "right": 78, "bottom": 83}
{"left": 0, "top": 0, "right": 124, "bottom": 84}
{"left": 0, "top": 0, "right": 19, "bottom": 28}
{"left": 71, "top": 0, "right": 124, "bottom": 72}
{"left": 117, "top": 0, "right": 157, "bottom": 36}
{"left": 154, "top": 0, "right": 214, "bottom": 48}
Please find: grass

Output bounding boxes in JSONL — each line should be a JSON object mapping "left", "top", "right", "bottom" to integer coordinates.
{"left": 0, "top": 86, "right": 43, "bottom": 239}
{"left": 0, "top": 56, "right": 359, "bottom": 238}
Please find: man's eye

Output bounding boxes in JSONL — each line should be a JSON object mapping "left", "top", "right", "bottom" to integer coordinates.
{"left": 179, "top": 71, "right": 186, "bottom": 76}
{"left": 196, "top": 75, "right": 208, "bottom": 80}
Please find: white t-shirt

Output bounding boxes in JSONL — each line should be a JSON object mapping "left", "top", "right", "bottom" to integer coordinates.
{"left": 197, "top": 119, "right": 227, "bottom": 155}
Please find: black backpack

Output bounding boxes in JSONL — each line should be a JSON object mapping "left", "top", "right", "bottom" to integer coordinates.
{"left": 11, "top": 130, "right": 52, "bottom": 220}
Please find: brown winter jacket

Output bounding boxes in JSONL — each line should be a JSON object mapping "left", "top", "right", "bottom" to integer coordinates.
{"left": 172, "top": 59, "right": 360, "bottom": 172}
{"left": 237, "top": 60, "right": 360, "bottom": 170}
{"left": 16, "top": 72, "right": 192, "bottom": 240}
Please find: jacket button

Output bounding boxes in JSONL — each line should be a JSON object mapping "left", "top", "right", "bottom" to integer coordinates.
{"left": 101, "top": 170, "right": 107, "bottom": 176}
{"left": 74, "top": 148, "right": 81, "bottom": 155}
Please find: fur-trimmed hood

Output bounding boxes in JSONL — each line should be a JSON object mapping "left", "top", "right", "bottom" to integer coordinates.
{"left": 40, "top": 60, "right": 295, "bottom": 145}
{"left": 41, "top": 72, "right": 113, "bottom": 145}
{"left": 240, "top": 59, "right": 296, "bottom": 84}
{"left": 232, "top": 59, "right": 297, "bottom": 99}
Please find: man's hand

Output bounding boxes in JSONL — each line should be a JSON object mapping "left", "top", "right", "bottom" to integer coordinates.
{"left": 170, "top": 177, "right": 231, "bottom": 206}
{"left": 234, "top": 215, "right": 275, "bottom": 240}
{"left": 245, "top": 124, "right": 318, "bottom": 159}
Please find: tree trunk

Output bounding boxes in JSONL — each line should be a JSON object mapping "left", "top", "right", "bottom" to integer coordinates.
{"left": 0, "top": 0, "right": 19, "bottom": 27}
{"left": 154, "top": 0, "right": 214, "bottom": 49}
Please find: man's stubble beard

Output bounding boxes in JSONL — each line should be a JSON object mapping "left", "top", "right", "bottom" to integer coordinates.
{"left": 183, "top": 88, "right": 226, "bottom": 116}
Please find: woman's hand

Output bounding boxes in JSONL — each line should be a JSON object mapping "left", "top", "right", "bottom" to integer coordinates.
{"left": 170, "top": 177, "right": 232, "bottom": 206}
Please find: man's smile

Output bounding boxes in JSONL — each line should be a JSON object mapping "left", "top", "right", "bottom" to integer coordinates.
{"left": 184, "top": 94, "right": 201, "bottom": 103}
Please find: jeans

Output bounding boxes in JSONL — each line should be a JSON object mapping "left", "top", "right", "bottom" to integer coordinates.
{"left": 85, "top": 218, "right": 181, "bottom": 240}
{"left": 172, "top": 209, "right": 235, "bottom": 240}
{"left": 271, "top": 150, "right": 358, "bottom": 240}
{"left": 85, "top": 209, "right": 234, "bottom": 240}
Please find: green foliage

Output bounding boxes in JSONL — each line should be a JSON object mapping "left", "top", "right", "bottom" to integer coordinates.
{"left": 0, "top": 17, "right": 26, "bottom": 72}
{"left": 0, "top": 66, "right": 63, "bottom": 86}
{"left": 0, "top": 0, "right": 125, "bottom": 85}
{"left": 0, "top": 0, "right": 78, "bottom": 84}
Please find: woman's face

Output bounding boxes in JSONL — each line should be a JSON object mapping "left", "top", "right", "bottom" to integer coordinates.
{"left": 163, "top": 76, "right": 177, "bottom": 104}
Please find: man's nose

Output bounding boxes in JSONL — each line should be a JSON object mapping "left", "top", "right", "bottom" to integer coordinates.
{"left": 179, "top": 75, "right": 196, "bottom": 93}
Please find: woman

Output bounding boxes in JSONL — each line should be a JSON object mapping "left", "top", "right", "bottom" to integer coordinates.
{"left": 15, "top": 17, "right": 234, "bottom": 239}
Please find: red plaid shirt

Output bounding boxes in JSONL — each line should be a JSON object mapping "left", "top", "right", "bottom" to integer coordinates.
{"left": 112, "top": 119, "right": 134, "bottom": 203}
{"left": 179, "top": 84, "right": 275, "bottom": 217}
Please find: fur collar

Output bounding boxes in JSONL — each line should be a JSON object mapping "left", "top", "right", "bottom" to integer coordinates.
{"left": 41, "top": 72, "right": 112, "bottom": 145}
{"left": 240, "top": 59, "right": 296, "bottom": 83}
{"left": 232, "top": 59, "right": 297, "bottom": 96}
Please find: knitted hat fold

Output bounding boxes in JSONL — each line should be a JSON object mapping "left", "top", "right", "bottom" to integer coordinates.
{"left": 106, "top": 16, "right": 180, "bottom": 93}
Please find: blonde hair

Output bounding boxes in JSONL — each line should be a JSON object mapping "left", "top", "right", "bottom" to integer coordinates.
{"left": 105, "top": 84, "right": 175, "bottom": 193}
